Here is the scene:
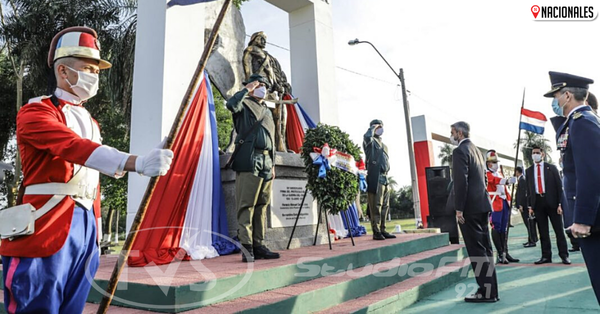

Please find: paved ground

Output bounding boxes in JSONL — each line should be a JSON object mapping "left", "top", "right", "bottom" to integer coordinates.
{"left": 402, "top": 222, "right": 599, "bottom": 313}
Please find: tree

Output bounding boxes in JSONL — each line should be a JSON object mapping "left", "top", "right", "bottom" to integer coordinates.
{"left": 213, "top": 85, "right": 233, "bottom": 150}
{"left": 514, "top": 131, "right": 553, "bottom": 168}
{"left": 438, "top": 143, "right": 454, "bottom": 166}
{"left": 387, "top": 176, "right": 398, "bottom": 191}
{"left": 389, "top": 185, "right": 414, "bottom": 219}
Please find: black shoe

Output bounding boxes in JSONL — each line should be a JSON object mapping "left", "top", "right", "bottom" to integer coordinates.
{"left": 373, "top": 232, "right": 386, "bottom": 240}
{"left": 253, "top": 245, "right": 280, "bottom": 260}
{"left": 534, "top": 257, "right": 552, "bottom": 264}
{"left": 464, "top": 292, "right": 499, "bottom": 303}
{"left": 241, "top": 244, "right": 254, "bottom": 263}
{"left": 561, "top": 257, "right": 572, "bottom": 265}
{"left": 569, "top": 247, "right": 580, "bottom": 252}
{"left": 496, "top": 255, "right": 509, "bottom": 264}
{"left": 381, "top": 232, "right": 397, "bottom": 239}
{"left": 506, "top": 254, "right": 520, "bottom": 263}
{"left": 523, "top": 242, "right": 537, "bottom": 248}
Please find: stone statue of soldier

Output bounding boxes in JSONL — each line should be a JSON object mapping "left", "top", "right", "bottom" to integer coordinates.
{"left": 243, "top": 31, "right": 293, "bottom": 152}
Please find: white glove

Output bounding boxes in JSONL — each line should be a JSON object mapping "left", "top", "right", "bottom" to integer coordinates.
{"left": 135, "top": 148, "right": 174, "bottom": 177}
{"left": 507, "top": 176, "right": 517, "bottom": 184}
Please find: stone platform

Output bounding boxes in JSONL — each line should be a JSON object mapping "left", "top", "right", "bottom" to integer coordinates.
{"left": 1, "top": 232, "right": 471, "bottom": 313}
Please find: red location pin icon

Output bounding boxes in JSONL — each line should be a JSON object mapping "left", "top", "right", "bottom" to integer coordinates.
{"left": 531, "top": 5, "right": 540, "bottom": 18}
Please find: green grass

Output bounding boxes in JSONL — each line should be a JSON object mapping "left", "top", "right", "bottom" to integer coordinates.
{"left": 360, "top": 218, "right": 418, "bottom": 235}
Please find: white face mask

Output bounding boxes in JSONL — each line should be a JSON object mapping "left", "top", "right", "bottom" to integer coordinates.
{"left": 375, "top": 127, "right": 384, "bottom": 136}
{"left": 65, "top": 66, "right": 99, "bottom": 101}
{"left": 532, "top": 154, "right": 542, "bottom": 163}
{"left": 450, "top": 135, "right": 459, "bottom": 145}
{"left": 253, "top": 86, "right": 267, "bottom": 99}
{"left": 490, "top": 163, "right": 499, "bottom": 172}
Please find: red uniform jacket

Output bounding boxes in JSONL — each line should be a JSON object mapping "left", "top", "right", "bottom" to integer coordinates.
{"left": 0, "top": 97, "right": 102, "bottom": 258}
{"left": 486, "top": 170, "right": 511, "bottom": 212}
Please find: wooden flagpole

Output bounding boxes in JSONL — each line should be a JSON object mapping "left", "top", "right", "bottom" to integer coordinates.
{"left": 96, "top": 1, "right": 232, "bottom": 312}
{"left": 504, "top": 87, "right": 526, "bottom": 261}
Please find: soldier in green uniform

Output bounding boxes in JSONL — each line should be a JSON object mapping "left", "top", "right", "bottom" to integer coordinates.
{"left": 363, "top": 120, "right": 396, "bottom": 240}
{"left": 227, "top": 74, "right": 280, "bottom": 262}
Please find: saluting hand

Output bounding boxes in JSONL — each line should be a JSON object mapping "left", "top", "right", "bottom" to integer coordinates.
{"left": 245, "top": 80, "right": 260, "bottom": 92}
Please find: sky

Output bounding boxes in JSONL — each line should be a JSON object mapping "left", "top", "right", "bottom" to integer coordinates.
{"left": 240, "top": 0, "right": 600, "bottom": 186}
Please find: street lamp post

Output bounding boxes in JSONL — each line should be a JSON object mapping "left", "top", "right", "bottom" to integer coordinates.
{"left": 348, "top": 39, "right": 422, "bottom": 227}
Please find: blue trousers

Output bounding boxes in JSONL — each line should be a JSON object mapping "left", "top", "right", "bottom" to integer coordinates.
{"left": 491, "top": 200, "right": 510, "bottom": 234}
{"left": 579, "top": 233, "right": 600, "bottom": 305}
{"left": 2, "top": 207, "right": 99, "bottom": 314}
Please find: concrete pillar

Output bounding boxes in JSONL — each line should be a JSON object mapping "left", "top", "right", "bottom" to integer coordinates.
{"left": 411, "top": 115, "right": 435, "bottom": 227}
{"left": 265, "top": 0, "right": 337, "bottom": 125}
{"left": 127, "top": 2, "right": 205, "bottom": 232}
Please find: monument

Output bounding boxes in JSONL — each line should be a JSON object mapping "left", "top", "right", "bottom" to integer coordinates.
{"left": 128, "top": 0, "right": 340, "bottom": 250}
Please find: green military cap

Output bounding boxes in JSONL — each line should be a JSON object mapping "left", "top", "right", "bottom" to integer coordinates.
{"left": 370, "top": 119, "right": 383, "bottom": 126}
{"left": 243, "top": 73, "right": 270, "bottom": 89}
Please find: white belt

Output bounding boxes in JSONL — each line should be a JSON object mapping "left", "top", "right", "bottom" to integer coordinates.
{"left": 488, "top": 191, "right": 502, "bottom": 203}
{"left": 25, "top": 182, "right": 97, "bottom": 201}
{"left": 0, "top": 168, "right": 91, "bottom": 240}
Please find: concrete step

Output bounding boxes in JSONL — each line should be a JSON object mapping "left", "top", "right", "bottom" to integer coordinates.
{"left": 194, "top": 244, "right": 467, "bottom": 313}
{"left": 88, "top": 233, "right": 450, "bottom": 312}
{"left": 317, "top": 259, "right": 472, "bottom": 314}
{"left": 0, "top": 233, "right": 453, "bottom": 313}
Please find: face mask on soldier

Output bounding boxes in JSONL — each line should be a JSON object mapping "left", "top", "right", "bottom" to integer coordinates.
{"left": 552, "top": 92, "right": 568, "bottom": 117}
{"left": 65, "top": 66, "right": 99, "bottom": 101}
{"left": 490, "top": 163, "right": 499, "bottom": 172}
{"left": 375, "top": 127, "right": 384, "bottom": 136}
{"left": 253, "top": 85, "right": 267, "bottom": 99}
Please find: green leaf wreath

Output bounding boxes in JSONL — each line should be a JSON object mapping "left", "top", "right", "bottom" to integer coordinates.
{"left": 301, "top": 124, "right": 362, "bottom": 215}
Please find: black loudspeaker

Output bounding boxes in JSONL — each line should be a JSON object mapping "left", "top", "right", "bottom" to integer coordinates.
{"left": 426, "top": 166, "right": 458, "bottom": 244}
{"left": 425, "top": 166, "right": 451, "bottom": 216}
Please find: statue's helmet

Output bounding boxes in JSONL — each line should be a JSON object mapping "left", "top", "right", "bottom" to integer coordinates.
{"left": 249, "top": 31, "right": 266, "bottom": 46}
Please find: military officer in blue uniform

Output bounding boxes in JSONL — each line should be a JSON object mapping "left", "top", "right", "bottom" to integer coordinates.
{"left": 546, "top": 71, "right": 600, "bottom": 304}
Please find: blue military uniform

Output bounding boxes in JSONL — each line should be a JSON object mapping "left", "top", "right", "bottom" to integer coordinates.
{"left": 547, "top": 71, "right": 600, "bottom": 304}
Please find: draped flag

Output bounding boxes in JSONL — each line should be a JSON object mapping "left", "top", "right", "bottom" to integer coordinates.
{"left": 285, "top": 94, "right": 317, "bottom": 153}
{"left": 167, "top": 0, "right": 217, "bottom": 7}
{"left": 520, "top": 108, "right": 547, "bottom": 134}
{"left": 128, "top": 72, "right": 236, "bottom": 267}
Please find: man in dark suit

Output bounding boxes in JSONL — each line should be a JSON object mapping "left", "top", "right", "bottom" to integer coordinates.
{"left": 546, "top": 71, "right": 600, "bottom": 304}
{"left": 451, "top": 121, "right": 498, "bottom": 303}
{"left": 526, "top": 145, "right": 570, "bottom": 264}
{"left": 515, "top": 166, "right": 538, "bottom": 247}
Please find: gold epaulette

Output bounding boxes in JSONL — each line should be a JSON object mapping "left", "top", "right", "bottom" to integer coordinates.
{"left": 573, "top": 112, "right": 583, "bottom": 120}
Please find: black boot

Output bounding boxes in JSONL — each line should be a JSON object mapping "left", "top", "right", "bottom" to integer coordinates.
{"left": 241, "top": 244, "right": 254, "bottom": 263}
{"left": 491, "top": 230, "right": 508, "bottom": 264}
{"left": 501, "top": 232, "right": 519, "bottom": 262}
{"left": 253, "top": 245, "right": 280, "bottom": 259}
{"left": 381, "top": 231, "right": 397, "bottom": 239}
{"left": 373, "top": 232, "right": 385, "bottom": 240}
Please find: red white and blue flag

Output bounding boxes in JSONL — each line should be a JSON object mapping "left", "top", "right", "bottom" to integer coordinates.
{"left": 128, "top": 72, "right": 235, "bottom": 267}
{"left": 285, "top": 95, "right": 317, "bottom": 153}
{"left": 520, "top": 108, "right": 547, "bottom": 134}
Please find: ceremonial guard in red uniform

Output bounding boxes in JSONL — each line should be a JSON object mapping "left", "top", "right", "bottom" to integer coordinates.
{"left": 0, "top": 27, "right": 174, "bottom": 313}
{"left": 485, "top": 150, "right": 519, "bottom": 264}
